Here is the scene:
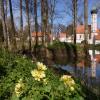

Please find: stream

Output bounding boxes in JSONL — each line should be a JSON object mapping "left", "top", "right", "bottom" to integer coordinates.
{"left": 52, "top": 50, "right": 100, "bottom": 95}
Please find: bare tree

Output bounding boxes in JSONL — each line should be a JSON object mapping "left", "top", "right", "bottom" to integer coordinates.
{"left": 25, "top": 0, "right": 32, "bottom": 52}
{"left": 34, "top": 0, "right": 38, "bottom": 48}
{"left": 45, "top": 0, "right": 49, "bottom": 43}
{"left": 20, "top": 0, "right": 25, "bottom": 50}
{"left": 84, "top": 0, "right": 89, "bottom": 77}
{"left": 41, "top": 0, "right": 45, "bottom": 44}
{"left": 84, "top": 0, "right": 88, "bottom": 42}
{"left": 9, "top": 0, "right": 17, "bottom": 50}
{"left": 41, "top": 0, "right": 49, "bottom": 45}
{"left": 0, "top": 0, "right": 8, "bottom": 49}
{"left": 72, "top": 0, "right": 77, "bottom": 44}
{"left": 34, "top": 0, "right": 38, "bottom": 55}
{"left": 5, "top": 0, "right": 10, "bottom": 46}
{"left": 20, "top": 0, "right": 23, "bottom": 34}
{"left": 48, "top": 0, "right": 56, "bottom": 43}
{"left": 65, "top": 0, "right": 78, "bottom": 43}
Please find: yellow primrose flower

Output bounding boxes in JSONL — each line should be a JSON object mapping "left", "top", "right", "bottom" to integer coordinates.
{"left": 37, "top": 62, "right": 47, "bottom": 71}
{"left": 36, "top": 62, "right": 43, "bottom": 67}
{"left": 34, "top": 77, "right": 40, "bottom": 81}
{"left": 70, "top": 87, "right": 75, "bottom": 91}
{"left": 15, "top": 81, "right": 24, "bottom": 97}
{"left": 60, "top": 75, "right": 71, "bottom": 81}
{"left": 31, "top": 62, "right": 47, "bottom": 82}
{"left": 60, "top": 75, "right": 76, "bottom": 89}
{"left": 43, "top": 78, "right": 48, "bottom": 85}
{"left": 31, "top": 69, "right": 46, "bottom": 81}
{"left": 71, "top": 80, "right": 75, "bottom": 85}
{"left": 31, "top": 69, "right": 39, "bottom": 78}
{"left": 38, "top": 70, "right": 46, "bottom": 79}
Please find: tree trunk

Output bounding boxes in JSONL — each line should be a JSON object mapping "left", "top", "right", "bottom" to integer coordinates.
{"left": 41, "top": 0, "right": 45, "bottom": 45}
{"left": 84, "top": 0, "right": 88, "bottom": 42}
{"left": 25, "top": 0, "right": 32, "bottom": 52}
{"left": 72, "top": 0, "right": 77, "bottom": 74}
{"left": 45, "top": 0, "right": 49, "bottom": 43}
{"left": 49, "top": 0, "right": 56, "bottom": 44}
{"left": 34, "top": 0, "right": 38, "bottom": 56}
{"left": 0, "top": 0, "right": 8, "bottom": 49}
{"left": 41, "top": 0, "right": 49, "bottom": 63}
{"left": 9, "top": 0, "right": 17, "bottom": 51}
{"left": 20, "top": 0, "right": 24, "bottom": 50}
{"left": 72, "top": 0, "right": 77, "bottom": 44}
{"left": 20, "top": 0, "right": 23, "bottom": 31}
{"left": 41, "top": 0, "right": 48, "bottom": 45}
{"left": 84, "top": 0, "right": 89, "bottom": 81}
{"left": 42, "top": 0, "right": 48, "bottom": 44}
{"left": 84, "top": 0, "right": 88, "bottom": 66}
{"left": 5, "top": 0, "right": 10, "bottom": 50}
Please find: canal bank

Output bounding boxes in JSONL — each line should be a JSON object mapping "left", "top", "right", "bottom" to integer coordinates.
{"left": 35, "top": 42, "right": 100, "bottom": 99}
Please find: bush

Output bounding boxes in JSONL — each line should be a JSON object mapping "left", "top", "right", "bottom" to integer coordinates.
{"left": 0, "top": 49, "right": 85, "bottom": 100}
{"left": 48, "top": 41, "right": 66, "bottom": 49}
{"left": 95, "top": 44, "right": 100, "bottom": 51}
{"left": 0, "top": 49, "right": 35, "bottom": 100}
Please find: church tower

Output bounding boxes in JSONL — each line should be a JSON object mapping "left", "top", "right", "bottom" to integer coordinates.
{"left": 91, "top": 8, "right": 98, "bottom": 44}
{"left": 90, "top": 9, "right": 98, "bottom": 78}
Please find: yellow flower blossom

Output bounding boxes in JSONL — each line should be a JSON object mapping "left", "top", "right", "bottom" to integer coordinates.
{"left": 60, "top": 75, "right": 71, "bottom": 81}
{"left": 31, "top": 62, "right": 47, "bottom": 82}
{"left": 34, "top": 77, "right": 40, "bottom": 81}
{"left": 60, "top": 75, "right": 75, "bottom": 90}
{"left": 70, "top": 87, "right": 75, "bottom": 91}
{"left": 15, "top": 80, "right": 24, "bottom": 97}
{"left": 31, "top": 69, "right": 46, "bottom": 81}
{"left": 37, "top": 62, "right": 47, "bottom": 71}
{"left": 43, "top": 78, "right": 48, "bottom": 85}
{"left": 71, "top": 80, "right": 75, "bottom": 85}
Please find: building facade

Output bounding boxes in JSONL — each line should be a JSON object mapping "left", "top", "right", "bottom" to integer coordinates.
{"left": 58, "top": 9, "right": 100, "bottom": 44}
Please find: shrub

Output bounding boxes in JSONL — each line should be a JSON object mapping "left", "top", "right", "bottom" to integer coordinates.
{"left": 0, "top": 50, "right": 85, "bottom": 100}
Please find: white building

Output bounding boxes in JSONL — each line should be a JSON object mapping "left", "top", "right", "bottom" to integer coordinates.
{"left": 58, "top": 9, "right": 100, "bottom": 44}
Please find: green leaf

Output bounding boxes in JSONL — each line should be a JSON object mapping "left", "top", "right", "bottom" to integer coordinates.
{"left": 11, "top": 95, "right": 19, "bottom": 100}
{"left": 44, "top": 85, "right": 51, "bottom": 92}
{"left": 58, "top": 84, "right": 64, "bottom": 91}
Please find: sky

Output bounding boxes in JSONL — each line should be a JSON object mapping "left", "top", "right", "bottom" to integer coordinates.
{"left": 12, "top": 0, "right": 100, "bottom": 29}
{"left": 54, "top": 0, "right": 100, "bottom": 27}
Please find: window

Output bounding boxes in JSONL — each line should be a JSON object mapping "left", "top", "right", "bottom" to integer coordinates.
{"left": 80, "top": 35, "right": 81, "bottom": 39}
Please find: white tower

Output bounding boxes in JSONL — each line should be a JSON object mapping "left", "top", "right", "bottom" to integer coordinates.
{"left": 91, "top": 9, "right": 98, "bottom": 78}
{"left": 91, "top": 9, "right": 98, "bottom": 44}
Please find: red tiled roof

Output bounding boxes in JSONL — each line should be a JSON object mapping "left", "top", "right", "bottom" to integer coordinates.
{"left": 32, "top": 32, "right": 52, "bottom": 41}
{"left": 32, "top": 32, "right": 53, "bottom": 37}
{"left": 95, "top": 34, "right": 100, "bottom": 40}
{"left": 95, "top": 54, "right": 100, "bottom": 63}
{"left": 95, "top": 29, "right": 100, "bottom": 40}
{"left": 96, "top": 29, "right": 100, "bottom": 33}
{"left": 76, "top": 25, "right": 91, "bottom": 34}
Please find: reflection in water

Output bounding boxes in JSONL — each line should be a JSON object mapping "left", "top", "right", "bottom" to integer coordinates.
{"left": 59, "top": 63, "right": 100, "bottom": 95}
{"left": 91, "top": 57, "right": 96, "bottom": 77}
{"left": 60, "top": 63, "right": 100, "bottom": 78}
{"left": 57, "top": 50, "right": 100, "bottom": 95}
{"left": 89, "top": 50, "right": 100, "bottom": 78}
{"left": 51, "top": 50, "right": 100, "bottom": 95}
